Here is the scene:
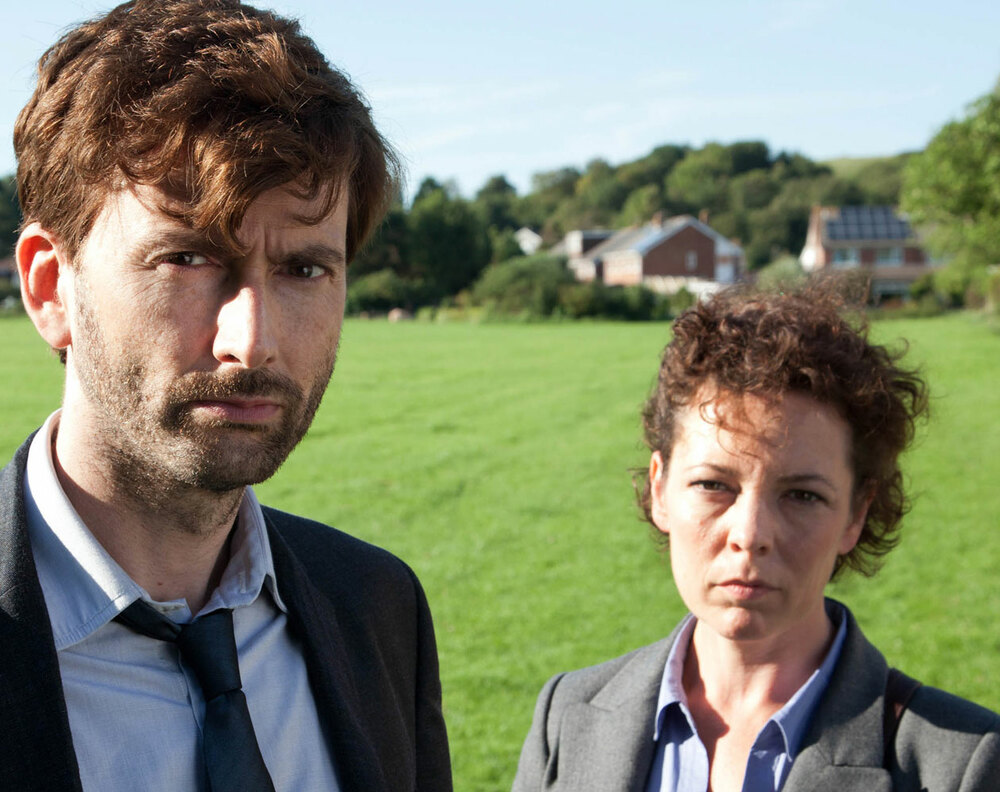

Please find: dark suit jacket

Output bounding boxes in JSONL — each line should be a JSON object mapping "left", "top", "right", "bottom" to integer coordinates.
{"left": 513, "top": 603, "right": 1000, "bottom": 792}
{"left": 0, "top": 436, "right": 452, "bottom": 792}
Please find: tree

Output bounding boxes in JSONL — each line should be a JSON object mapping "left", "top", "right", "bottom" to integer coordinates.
{"left": 346, "top": 269, "right": 424, "bottom": 313}
{"left": 616, "top": 144, "right": 688, "bottom": 193}
{"left": 728, "top": 141, "right": 771, "bottom": 175}
{"left": 519, "top": 167, "right": 581, "bottom": 237}
{"left": 851, "top": 154, "right": 911, "bottom": 205}
{"left": 0, "top": 175, "right": 20, "bottom": 259}
{"left": 406, "top": 188, "right": 490, "bottom": 299}
{"left": 618, "top": 185, "right": 662, "bottom": 227}
{"left": 474, "top": 174, "right": 519, "bottom": 231}
{"left": 412, "top": 176, "right": 447, "bottom": 204}
{"left": 471, "top": 254, "right": 573, "bottom": 317}
{"left": 351, "top": 207, "right": 408, "bottom": 278}
{"left": 487, "top": 227, "right": 522, "bottom": 263}
{"left": 744, "top": 207, "right": 792, "bottom": 267}
{"left": 729, "top": 169, "right": 780, "bottom": 212}
{"left": 902, "top": 80, "right": 1000, "bottom": 300}
{"left": 664, "top": 143, "right": 733, "bottom": 214}
{"left": 530, "top": 167, "right": 580, "bottom": 196}
{"left": 574, "top": 158, "right": 628, "bottom": 216}
{"left": 755, "top": 255, "right": 806, "bottom": 292}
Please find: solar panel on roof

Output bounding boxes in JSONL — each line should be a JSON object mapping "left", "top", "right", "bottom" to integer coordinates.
{"left": 825, "top": 206, "right": 913, "bottom": 242}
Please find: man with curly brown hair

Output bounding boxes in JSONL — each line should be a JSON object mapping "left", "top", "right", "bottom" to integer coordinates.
{"left": 1, "top": 2, "right": 451, "bottom": 790}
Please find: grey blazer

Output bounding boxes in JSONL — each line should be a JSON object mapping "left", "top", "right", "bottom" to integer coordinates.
{"left": 0, "top": 435, "right": 453, "bottom": 792}
{"left": 513, "top": 604, "right": 1000, "bottom": 791}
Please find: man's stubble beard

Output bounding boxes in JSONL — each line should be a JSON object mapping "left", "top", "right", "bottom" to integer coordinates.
{"left": 71, "top": 277, "right": 335, "bottom": 508}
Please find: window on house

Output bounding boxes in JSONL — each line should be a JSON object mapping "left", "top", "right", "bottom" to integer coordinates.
{"left": 876, "top": 247, "right": 902, "bottom": 267}
{"left": 685, "top": 251, "right": 697, "bottom": 272}
{"left": 831, "top": 248, "right": 858, "bottom": 268}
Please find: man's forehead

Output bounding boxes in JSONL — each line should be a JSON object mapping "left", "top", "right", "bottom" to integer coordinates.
{"left": 96, "top": 180, "right": 348, "bottom": 248}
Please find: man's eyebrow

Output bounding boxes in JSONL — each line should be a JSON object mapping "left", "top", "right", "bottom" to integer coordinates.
{"left": 133, "top": 229, "right": 228, "bottom": 258}
{"left": 283, "top": 243, "right": 347, "bottom": 268}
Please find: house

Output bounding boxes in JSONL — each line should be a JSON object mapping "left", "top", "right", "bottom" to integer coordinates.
{"left": 514, "top": 227, "right": 544, "bottom": 256}
{"left": 799, "top": 205, "right": 938, "bottom": 300}
{"left": 558, "top": 229, "right": 614, "bottom": 275}
{"left": 567, "top": 215, "right": 744, "bottom": 295}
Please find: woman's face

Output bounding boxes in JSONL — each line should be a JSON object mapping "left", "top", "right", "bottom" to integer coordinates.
{"left": 650, "top": 389, "right": 870, "bottom": 646}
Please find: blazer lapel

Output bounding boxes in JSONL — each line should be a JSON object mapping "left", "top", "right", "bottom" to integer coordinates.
{"left": 265, "top": 518, "right": 388, "bottom": 792}
{"left": 558, "top": 632, "right": 678, "bottom": 792}
{"left": 783, "top": 601, "right": 893, "bottom": 792}
{"left": 0, "top": 437, "right": 83, "bottom": 791}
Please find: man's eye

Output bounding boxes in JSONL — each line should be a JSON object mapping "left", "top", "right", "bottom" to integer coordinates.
{"left": 161, "top": 252, "right": 210, "bottom": 267}
{"left": 288, "top": 263, "right": 328, "bottom": 279}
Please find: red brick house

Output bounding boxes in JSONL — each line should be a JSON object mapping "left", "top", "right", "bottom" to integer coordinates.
{"left": 567, "top": 215, "right": 744, "bottom": 295}
{"left": 799, "top": 205, "right": 938, "bottom": 300}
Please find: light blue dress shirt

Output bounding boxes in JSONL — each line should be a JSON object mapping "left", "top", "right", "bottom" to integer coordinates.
{"left": 23, "top": 411, "right": 341, "bottom": 792}
{"left": 644, "top": 607, "right": 847, "bottom": 792}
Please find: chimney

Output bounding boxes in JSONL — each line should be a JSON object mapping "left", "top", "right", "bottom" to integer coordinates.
{"left": 650, "top": 211, "right": 664, "bottom": 228}
{"left": 698, "top": 208, "right": 709, "bottom": 225}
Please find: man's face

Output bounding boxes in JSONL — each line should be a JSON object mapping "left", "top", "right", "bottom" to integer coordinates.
{"left": 61, "top": 182, "right": 348, "bottom": 493}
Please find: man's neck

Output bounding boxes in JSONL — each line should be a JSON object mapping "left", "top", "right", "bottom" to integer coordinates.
{"left": 52, "top": 416, "right": 243, "bottom": 613}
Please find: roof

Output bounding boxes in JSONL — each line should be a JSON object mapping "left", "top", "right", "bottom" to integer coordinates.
{"left": 583, "top": 226, "right": 653, "bottom": 259}
{"left": 823, "top": 206, "right": 913, "bottom": 242}
{"left": 580, "top": 215, "right": 743, "bottom": 261}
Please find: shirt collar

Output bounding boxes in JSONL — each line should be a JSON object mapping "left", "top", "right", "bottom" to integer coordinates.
{"left": 23, "top": 410, "right": 285, "bottom": 650}
{"left": 653, "top": 613, "right": 697, "bottom": 741}
{"left": 651, "top": 604, "right": 848, "bottom": 760}
{"left": 770, "top": 603, "right": 847, "bottom": 759}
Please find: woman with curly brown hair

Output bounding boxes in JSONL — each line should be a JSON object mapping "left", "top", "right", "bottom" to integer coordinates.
{"left": 513, "top": 287, "right": 1000, "bottom": 792}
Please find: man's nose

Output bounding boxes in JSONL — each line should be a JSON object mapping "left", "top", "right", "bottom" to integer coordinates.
{"left": 213, "top": 281, "right": 277, "bottom": 369}
{"left": 725, "top": 492, "right": 776, "bottom": 555}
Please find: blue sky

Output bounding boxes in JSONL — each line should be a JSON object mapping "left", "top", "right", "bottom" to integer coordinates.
{"left": 3, "top": 0, "right": 999, "bottom": 199}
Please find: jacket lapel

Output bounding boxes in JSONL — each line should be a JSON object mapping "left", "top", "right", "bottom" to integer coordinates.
{"left": 557, "top": 632, "right": 678, "bottom": 792}
{"left": 0, "top": 436, "right": 83, "bottom": 791}
{"left": 265, "top": 516, "right": 388, "bottom": 792}
{"left": 553, "top": 603, "right": 897, "bottom": 792}
{"left": 783, "top": 602, "right": 893, "bottom": 791}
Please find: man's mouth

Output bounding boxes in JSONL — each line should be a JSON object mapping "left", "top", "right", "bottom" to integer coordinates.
{"left": 187, "top": 398, "right": 283, "bottom": 423}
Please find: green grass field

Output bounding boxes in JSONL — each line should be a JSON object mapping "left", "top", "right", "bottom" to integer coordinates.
{"left": 2, "top": 312, "right": 998, "bottom": 790}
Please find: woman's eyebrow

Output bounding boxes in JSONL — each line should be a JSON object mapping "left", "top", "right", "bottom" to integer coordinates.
{"left": 777, "top": 473, "right": 836, "bottom": 489}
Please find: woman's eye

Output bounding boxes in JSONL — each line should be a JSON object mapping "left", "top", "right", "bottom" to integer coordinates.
{"left": 693, "top": 480, "right": 728, "bottom": 492}
{"left": 161, "top": 252, "right": 211, "bottom": 267}
{"left": 787, "top": 489, "right": 824, "bottom": 504}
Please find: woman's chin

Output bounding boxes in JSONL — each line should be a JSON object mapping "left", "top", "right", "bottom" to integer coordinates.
{"left": 696, "top": 604, "right": 783, "bottom": 644}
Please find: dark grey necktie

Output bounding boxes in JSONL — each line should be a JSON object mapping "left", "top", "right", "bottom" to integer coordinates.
{"left": 116, "top": 600, "right": 277, "bottom": 792}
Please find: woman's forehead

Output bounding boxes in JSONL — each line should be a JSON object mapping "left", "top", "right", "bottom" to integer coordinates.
{"left": 673, "top": 389, "right": 852, "bottom": 461}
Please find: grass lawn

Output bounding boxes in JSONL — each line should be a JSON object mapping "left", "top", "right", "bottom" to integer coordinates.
{"left": 2, "top": 311, "right": 998, "bottom": 790}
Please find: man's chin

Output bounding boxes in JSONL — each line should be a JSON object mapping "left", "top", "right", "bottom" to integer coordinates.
{"left": 179, "top": 455, "right": 286, "bottom": 491}
{"left": 168, "top": 430, "right": 304, "bottom": 491}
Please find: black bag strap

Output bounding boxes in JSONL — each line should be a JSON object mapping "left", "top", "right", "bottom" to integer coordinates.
{"left": 883, "top": 667, "right": 922, "bottom": 769}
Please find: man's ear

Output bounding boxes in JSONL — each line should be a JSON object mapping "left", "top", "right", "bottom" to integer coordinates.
{"left": 649, "top": 451, "right": 670, "bottom": 535}
{"left": 17, "top": 222, "right": 72, "bottom": 351}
